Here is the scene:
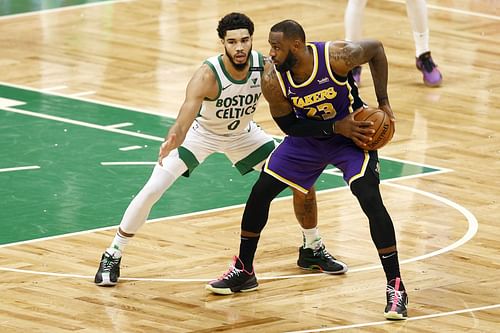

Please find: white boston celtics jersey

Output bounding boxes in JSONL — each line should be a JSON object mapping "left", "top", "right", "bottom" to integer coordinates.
{"left": 196, "top": 50, "right": 264, "bottom": 135}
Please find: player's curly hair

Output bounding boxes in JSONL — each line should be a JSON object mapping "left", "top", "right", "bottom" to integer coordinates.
{"left": 217, "top": 12, "right": 254, "bottom": 39}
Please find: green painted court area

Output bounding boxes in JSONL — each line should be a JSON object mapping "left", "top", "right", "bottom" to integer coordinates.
{"left": 0, "top": 84, "right": 442, "bottom": 245}
{"left": 0, "top": 0, "right": 111, "bottom": 16}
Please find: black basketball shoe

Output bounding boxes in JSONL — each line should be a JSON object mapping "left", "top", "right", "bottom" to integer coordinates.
{"left": 297, "top": 244, "right": 348, "bottom": 274}
{"left": 94, "top": 251, "right": 121, "bottom": 286}
{"left": 205, "top": 256, "right": 258, "bottom": 295}
{"left": 384, "top": 277, "right": 408, "bottom": 320}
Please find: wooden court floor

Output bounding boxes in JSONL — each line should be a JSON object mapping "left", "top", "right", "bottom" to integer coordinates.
{"left": 0, "top": 0, "right": 499, "bottom": 332}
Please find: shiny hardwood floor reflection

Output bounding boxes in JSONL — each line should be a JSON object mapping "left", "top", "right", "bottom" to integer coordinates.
{"left": 0, "top": 0, "right": 499, "bottom": 332}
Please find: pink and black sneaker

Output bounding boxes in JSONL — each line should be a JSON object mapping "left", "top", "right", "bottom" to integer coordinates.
{"left": 384, "top": 277, "right": 408, "bottom": 320}
{"left": 206, "top": 256, "right": 258, "bottom": 295}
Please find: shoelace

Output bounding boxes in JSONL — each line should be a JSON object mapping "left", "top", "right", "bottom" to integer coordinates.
{"left": 220, "top": 265, "right": 243, "bottom": 280}
{"left": 315, "top": 247, "right": 336, "bottom": 260}
{"left": 387, "top": 285, "right": 406, "bottom": 307}
{"left": 420, "top": 56, "right": 436, "bottom": 73}
{"left": 102, "top": 254, "right": 119, "bottom": 271}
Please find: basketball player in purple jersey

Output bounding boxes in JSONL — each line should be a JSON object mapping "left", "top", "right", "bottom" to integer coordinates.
{"left": 207, "top": 20, "right": 408, "bottom": 320}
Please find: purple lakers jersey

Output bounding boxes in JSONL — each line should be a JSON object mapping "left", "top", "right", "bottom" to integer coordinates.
{"left": 274, "top": 42, "right": 359, "bottom": 122}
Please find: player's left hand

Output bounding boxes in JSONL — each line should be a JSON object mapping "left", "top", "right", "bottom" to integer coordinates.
{"left": 334, "top": 110, "right": 375, "bottom": 147}
{"left": 378, "top": 104, "right": 396, "bottom": 123}
{"left": 158, "top": 133, "right": 178, "bottom": 166}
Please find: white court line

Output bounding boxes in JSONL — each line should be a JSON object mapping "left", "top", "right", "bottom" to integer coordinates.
{"left": 101, "top": 161, "right": 155, "bottom": 165}
{"left": 0, "top": 97, "right": 26, "bottom": 108}
{"left": 0, "top": 162, "right": 452, "bottom": 250}
{"left": 107, "top": 122, "right": 134, "bottom": 129}
{"left": 379, "top": 155, "right": 453, "bottom": 173}
{"left": 386, "top": 0, "right": 500, "bottom": 21}
{"left": 0, "top": 81, "right": 170, "bottom": 118}
{"left": 286, "top": 304, "right": 500, "bottom": 333}
{"left": 0, "top": 0, "right": 133, "bottom": 21}
{"left": 0, "top": 165, "right": 40, "bottom": 173}
{"left": 1, "top": 106, "right": 163, "bottom": 142}
{"left": 0, "top": 183, "right": 478, "bottom": 283}
{"left": 320, "top": 168, "right": 452, "bottom": 190}
{"left": 118, "top": 146, "right": 143, "bottom": 152}
{"left": 0, "top": 87, "right": 459, "bottom": 259}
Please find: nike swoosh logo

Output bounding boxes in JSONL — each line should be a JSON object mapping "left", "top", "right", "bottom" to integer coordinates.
{"left": 222, "top": 84, "right": 232, "bottom": 90}
{"left": 381, "top": 252, "right": 396, "bottom": 259}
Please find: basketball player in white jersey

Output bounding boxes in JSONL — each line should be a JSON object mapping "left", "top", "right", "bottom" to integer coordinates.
{"left": 95, "top": 12, "right": 348, "bottom": 286}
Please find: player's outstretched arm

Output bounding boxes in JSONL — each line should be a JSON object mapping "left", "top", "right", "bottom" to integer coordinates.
{"left": 158, "top": 65, "right": 217, "bottom": 165}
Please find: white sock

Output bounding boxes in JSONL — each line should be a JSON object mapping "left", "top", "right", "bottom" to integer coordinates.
{"left": 107, "top": 231, "right": 129, "bottom": 257}
{"left": 413, "top": 30, "right": 430, "bottom": 57}
{"left": 406, "top": 0, "right": 430, "bottom": 57}
{"left": 302, "top": 227, "right": 322, "bottom": 250}
{"left": 344, "top": 0, "right": 368, "bottom": 41}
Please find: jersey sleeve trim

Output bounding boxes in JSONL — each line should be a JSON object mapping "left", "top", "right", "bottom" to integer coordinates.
{"left": 285, "top": 42, "right": 319, "bottom": 88}
{"left": 324, "top": 41, "right": 349, "bottom": 86}
{"left": 274, "top": 68, "right": 288, "bottom": 98}
{"left": 203, "top": 60, "right": 222, "bottom": 101}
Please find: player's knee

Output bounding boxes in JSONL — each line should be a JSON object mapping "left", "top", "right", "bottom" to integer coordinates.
{"left": 241, "top": 173, "right": 287, "bottom": 233}
{"left": 351, "top": 177, "right": 380, "bottom": 206}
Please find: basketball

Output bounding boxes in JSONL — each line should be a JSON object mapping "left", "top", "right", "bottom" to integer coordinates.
{"left": 353, "top": 106, "right": 394, "bottom": 150}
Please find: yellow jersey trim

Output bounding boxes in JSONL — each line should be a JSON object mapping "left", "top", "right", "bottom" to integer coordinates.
{"left": 274, "top": 67, "right": 288, "bottom": 98}
{"left": 264, "top": 156, "right": 309, "bottom": 194}
{"left": 348, "top": 150, "right": 370, "bottom": 185}
{"left": 285, "top": 42, "right": 319, "bottom": 88}
{"left": 324, "top": 41, "right": 355, "bottom": 114}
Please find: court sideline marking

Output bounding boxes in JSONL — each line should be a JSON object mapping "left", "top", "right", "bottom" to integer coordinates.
{"left": 0, "top": 165, "right": 40, "bottom": 173}
{"left": 0, "top": 183, "right": 478, "bottom": 282}
{"left": 2, "top": 105, "right": 163, "bottom": 142}
{"left": 285, "top": 303, "right": 500, "bottom": 333}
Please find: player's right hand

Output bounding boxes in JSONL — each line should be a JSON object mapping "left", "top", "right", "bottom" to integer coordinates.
{"left": 334, "top": 109, "right": 375, "bottom": 148}
{"left": 158, "top": 133, "right": 177, "bottom": 166}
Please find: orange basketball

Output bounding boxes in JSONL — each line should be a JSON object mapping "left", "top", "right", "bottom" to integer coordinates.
{"left": 353, "top": 106, "right": 394, "bottom": 150}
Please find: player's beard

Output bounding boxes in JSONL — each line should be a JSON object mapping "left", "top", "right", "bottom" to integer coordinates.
{"left": 275, "top": 50, "right": 297, "bottom": 73}
{"left": 225, "top": 46, "right": 252, "bottom": 71}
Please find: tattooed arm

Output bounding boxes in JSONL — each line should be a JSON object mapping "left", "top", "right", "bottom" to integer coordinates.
{"left": 261, "top": 59, "right": 295, "bottom": 118}
{"left": 329, "top": 40, "right": 395, "bottom": 122}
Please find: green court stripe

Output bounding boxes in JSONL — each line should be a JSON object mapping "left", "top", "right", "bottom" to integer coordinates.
{"left": 0, "top": 83, "right": 171, "bottom": 137}
{"left": 0, "top": 83, "right": 446, "bottom": 246}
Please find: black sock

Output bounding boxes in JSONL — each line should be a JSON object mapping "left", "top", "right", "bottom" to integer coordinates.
{"left": 237, "top": 235, "right": 260, "bottom": 272}
{"left": 379, "top": 251, "right": 404, "bottom": 290}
